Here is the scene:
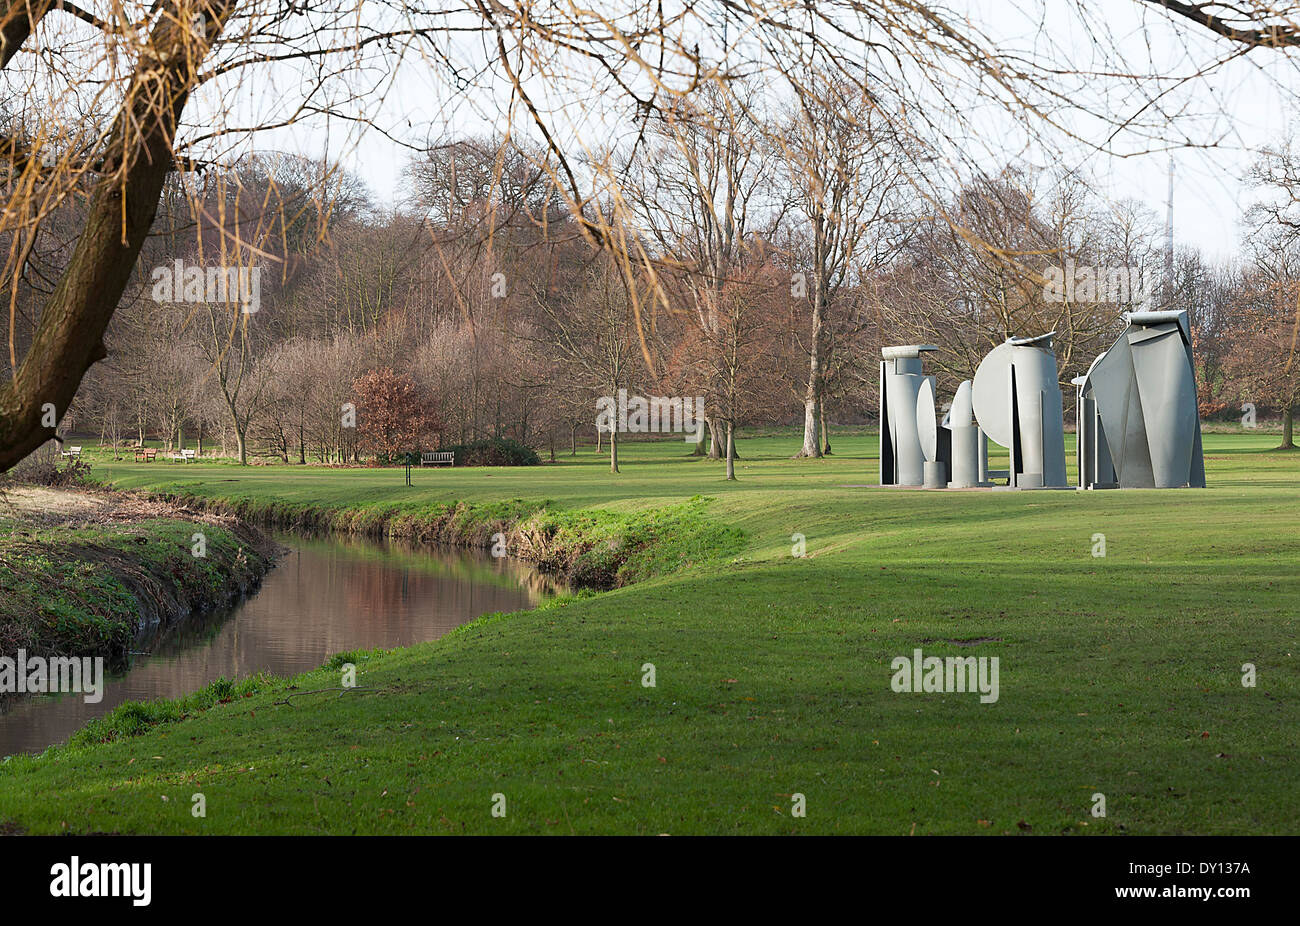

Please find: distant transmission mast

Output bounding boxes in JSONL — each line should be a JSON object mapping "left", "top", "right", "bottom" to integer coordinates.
{"left": 1163, "top": 157, "right": 1175, "bottom": 309}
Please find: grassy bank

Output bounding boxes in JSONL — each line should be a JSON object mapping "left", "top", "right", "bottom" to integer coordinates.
{"left": 0, "top": 492, "right": 276, "bottom": 665}
{"left": 0, "top": 431, "right": 1297, "bottom": 834}
{"left": 138, "top": 492, "right": 744, "bottom": 590}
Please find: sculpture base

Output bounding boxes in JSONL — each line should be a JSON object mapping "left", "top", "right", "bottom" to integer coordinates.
{"left": 993, "top": 485, "right": 1076, "bottom": 492}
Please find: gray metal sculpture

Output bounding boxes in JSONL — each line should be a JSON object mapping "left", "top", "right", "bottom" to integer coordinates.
{"left": 1074, "top": 310, "right": 1206, "bottom": 489}
{"left": 943, "top": 380, "right": 981, "bottom": 488}
{"left": 971, "top": 333, "right": 1068, "bottom": 488}
{"left": 879, "top": 345, "right": 938, "bottom": 486}
{"left": 910, "top": 377, "right": 981, "bottom": 488}
{"left": 916, "top": 378, "right": 946, "bottom": 488}
{"left": 1072, "top": 363, "right": 1117, "bottom": 489}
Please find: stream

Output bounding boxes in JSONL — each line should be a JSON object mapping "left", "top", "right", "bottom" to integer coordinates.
{"left": 0, "top": 532, "right": 559, "bottom": 757}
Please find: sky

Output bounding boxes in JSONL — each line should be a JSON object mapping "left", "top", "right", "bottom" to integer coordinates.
{"left": 192, "top": 0, "right": 1300, "bottom": 263}
{"left": 1027, "top": 0, "right": 1299, "bottom": 261}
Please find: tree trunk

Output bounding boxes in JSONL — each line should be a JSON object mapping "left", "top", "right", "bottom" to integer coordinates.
{"left": 1, "top": 3, "right": 39, "bottom": 70}
{"left": 1282, "top": 405, "right": 1295, "bottom": 450}
{"left": 725, "top": 421, "right": 736, "bottom": 480}
{"left": 708, "top": 417, "right": 723, "bottom": 459}
{"left": 797, "top": 387, "right": 821, "bottom": 457}
{"left": 691, "top": 413, "right": 707, "bottom": 456}
{"left": 570, "top": 422, "right": 578, "bottom": 455}
{"left": 820, "top": 399, "right": 832, "bottom": 455}
{"left": 609, "top": 427, "right": 619, "bottom": 473}
{"left": 796, "top": 297, "right": 824, "bottom": 458}
{"left": 0, "top": 4, "right": 237, "bottom": 474}
{"left": 220, "top": 388, "right": 248, "bottom": 465}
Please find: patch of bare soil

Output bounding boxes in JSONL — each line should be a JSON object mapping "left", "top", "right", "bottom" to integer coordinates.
{"left": 0, "top": 486, "right": 246, "bottom": 530}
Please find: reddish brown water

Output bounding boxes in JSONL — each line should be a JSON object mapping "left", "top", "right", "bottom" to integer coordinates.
{"left": 0, "top": 533, "right": 556, "bottom": 757}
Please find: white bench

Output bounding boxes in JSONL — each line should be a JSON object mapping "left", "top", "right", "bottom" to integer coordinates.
{"left": 60, "top": 445, "right": 82, "bottom": 459}
{"left": 168, "top": 448, "right": 197, "bottom": 462}
{"left": 421, "top": 451, "right": 454, "bottom": 467}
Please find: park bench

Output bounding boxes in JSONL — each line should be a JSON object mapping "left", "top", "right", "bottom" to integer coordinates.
{"left": 135, "top": 447, "right": 158, "bottom": 462}
{"left": 60, "top": 445, "right": 82, "bottom": 459}
{"left": 420, "top": 451, "right": 454, "bottom": 467}
{"left": 168, "top": 448, "right": 197, "bottom": 463}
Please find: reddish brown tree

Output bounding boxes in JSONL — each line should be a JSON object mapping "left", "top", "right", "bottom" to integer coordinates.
{"left": 1222, "top": 274, "right": 1300, "bottom": 450}
{"left": 352, "top": 368, "right": 441, "bottom": 463}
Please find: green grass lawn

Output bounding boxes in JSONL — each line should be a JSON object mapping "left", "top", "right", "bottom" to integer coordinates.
{"left": 1, "top": 429, "right": 1297, "bottom": 834}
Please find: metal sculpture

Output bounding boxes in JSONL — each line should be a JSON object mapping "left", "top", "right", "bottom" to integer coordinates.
{"left": 971, "top": 333, "right": 1068, "bottom": 489}
{"left": 911, "top": 377, "right": 981, "bottom": 489}
{"left": 879, "top": 345, "right": 937, "bottom": 486}
{"left": 943, "top": 380, "right": 981, "bottom": 488}
{"left": 1072, "top": 363, "right": 1116, "bottom": 489}
{"left": 916, "top": 377, "right": 946, "bottom": 488}
{"left": 1075, "top": 310, "right": 1206, "bottom": 489}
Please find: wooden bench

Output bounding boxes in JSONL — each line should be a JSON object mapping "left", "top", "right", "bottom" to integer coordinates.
{"left": 420, "top": 451, "right": 454, "bottom": 467}
{"left": 60, "top": 445, "right": 82, "bottom": 459}
{"left": 168, "top": 448, "right": 197, "bottom": 463}
{"left": 134, "top": 447, "right": 158, "bottom": 462}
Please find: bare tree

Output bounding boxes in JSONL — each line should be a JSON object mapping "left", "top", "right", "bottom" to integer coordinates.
{"left": 707, "top": 264, "right": 780, "bottom": 479}
{"left": 780, "top": 68, "right": 912, "bottom": 457}
{"left": 1239, "top": 142, "right": 1300, "bottom": 447}
{"left": 533, "top": 255, "right": 639, "bottom": 474}
{"left": 620, "top": 81, "right": 776, "bottom": 458}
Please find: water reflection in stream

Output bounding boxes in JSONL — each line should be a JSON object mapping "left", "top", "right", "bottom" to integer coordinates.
{"left": 0, "top": 532, "right": 559, "bottom": 757}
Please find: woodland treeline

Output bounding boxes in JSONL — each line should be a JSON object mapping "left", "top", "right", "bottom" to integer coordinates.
{"left": 7, "top": 114, "right": 1300, "bottom": 470}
